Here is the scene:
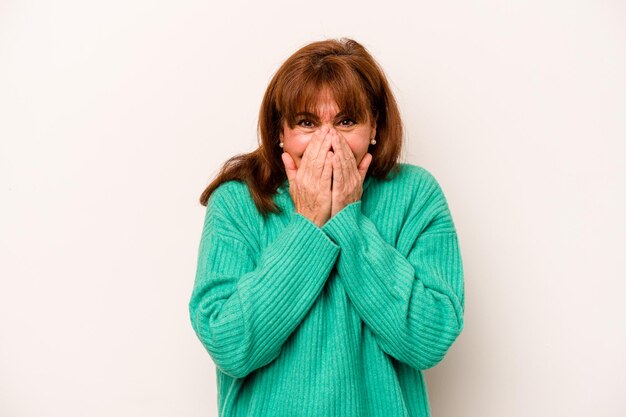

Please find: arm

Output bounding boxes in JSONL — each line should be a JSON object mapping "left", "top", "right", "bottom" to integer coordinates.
{"left": 321, "top": 176, "right": 464, "bottom": 371}
{"left": 189, "top": 182, "right": 340, "bottom": 379}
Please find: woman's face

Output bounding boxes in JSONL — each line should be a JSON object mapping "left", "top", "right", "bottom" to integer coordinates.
{"left": 279, "top": 89, "right": 376, "bottom": 170}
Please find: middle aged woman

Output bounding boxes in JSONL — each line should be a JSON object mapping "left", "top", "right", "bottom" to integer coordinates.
{"left": 189, "top": 37, "right": 465, "bottom": 417}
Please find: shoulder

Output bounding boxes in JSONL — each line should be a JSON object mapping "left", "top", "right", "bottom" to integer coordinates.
{"left": 391, "top": 163, "right": 456, "bottom": 234}
{"left": 207, "top": 179, "right": 251, "bottom": 211}
{"left": 390, "top": 162, "right": 446, "bottom": 199}
{"left": 395, "top": 162, "right": 434, "bottom": 180}
{"left": 204, "top": 180, "right": 261, "bottom": 239}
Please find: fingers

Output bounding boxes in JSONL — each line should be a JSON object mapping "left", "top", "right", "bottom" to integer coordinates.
{"left": 281, "top": 152, "right": 297, "bottom": 184}
{"left": 330, "top": 130, "right": 358, "bottom": 186}
{"left": 301, "top": 127, "right": 331, "bottom": 185}
{"left": 332, "top": 144, "right": 343, "bottom": 186}
{"left": 300, "top": 127, "right": 330, "bottom": 174}
{"left": 357, "top": 152, "right": 373, "bottom": 182}
{"left": 321, "top": 151, "right": 333, "bottom": 191}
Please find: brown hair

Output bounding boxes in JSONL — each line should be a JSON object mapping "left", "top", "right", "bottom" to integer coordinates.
{"left": 199, "top": 37, "right": 404, "bottom": 216}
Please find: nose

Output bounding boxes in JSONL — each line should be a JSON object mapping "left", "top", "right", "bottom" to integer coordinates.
{"left": 320, "top": 124, "right": 337, "bottom": 135}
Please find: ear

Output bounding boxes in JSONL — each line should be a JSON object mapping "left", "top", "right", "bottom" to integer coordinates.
{"left": 370, "top": 121, "right": 377, "bottom": 139}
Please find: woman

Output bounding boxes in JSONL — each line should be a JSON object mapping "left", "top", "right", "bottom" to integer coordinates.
{"left": 189, "top": 38, "right": 465, "bottom": 417}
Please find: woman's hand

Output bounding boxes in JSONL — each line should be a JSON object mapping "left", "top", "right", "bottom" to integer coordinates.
{"left": 329, "top": 129, "right": 373, "bottom": 217}
{"left": 281, "top": 127, "right": 334, "bottom": 228}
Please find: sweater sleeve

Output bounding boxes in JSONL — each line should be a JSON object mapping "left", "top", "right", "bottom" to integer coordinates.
{"left": 188, "top": 182, "right": 340, "bottom": 379}
{"left": 320, "top": 175, "right": 465, "bottom": 371}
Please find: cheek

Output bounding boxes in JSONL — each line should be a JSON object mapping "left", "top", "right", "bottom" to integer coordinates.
{"left": 282, "top": 130, "right": 311, "bottom": 154}
{"left": 344, "top": 134, "right": 371, "bottom": 162}
{"left": 285, "top": 137, "right": 309, "bottom": 158}
{"left": 282, "top": 131, "right": 312, "bottom": 169}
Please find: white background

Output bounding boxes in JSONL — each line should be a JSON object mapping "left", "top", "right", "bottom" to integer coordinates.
{"left": 1, "top": 1, "right": 625, "bottom": 416}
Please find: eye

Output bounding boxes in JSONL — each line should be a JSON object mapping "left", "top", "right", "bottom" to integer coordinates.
{"left": 339, "top": 118, "right": 357, "bottom": 127}
{"left": 296, "top": 119, "right": 315, "bottom": 128}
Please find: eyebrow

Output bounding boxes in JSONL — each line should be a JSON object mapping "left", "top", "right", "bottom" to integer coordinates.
{"left": 294, "top": 111, "right": 353, "bottom": 121}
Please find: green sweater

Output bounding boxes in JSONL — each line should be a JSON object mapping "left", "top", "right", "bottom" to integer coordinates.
{"left": 189, "top": 162, "right": 465, "bottom": 417}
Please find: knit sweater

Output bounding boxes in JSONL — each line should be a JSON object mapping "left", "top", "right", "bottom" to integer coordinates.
{"left": 189, "top": 162, "right": 465, "bottom": 417}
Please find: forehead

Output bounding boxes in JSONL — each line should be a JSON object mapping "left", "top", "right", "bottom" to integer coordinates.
{"left": 308, "top": 89, "right": 340, "bottom": 116}
{"left": 279, "top": 77, "right": 371, "bottom": 126}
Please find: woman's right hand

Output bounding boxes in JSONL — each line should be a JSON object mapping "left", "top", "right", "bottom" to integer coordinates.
{"left": 281, "top": 127, "right": 334, "bottom": 228}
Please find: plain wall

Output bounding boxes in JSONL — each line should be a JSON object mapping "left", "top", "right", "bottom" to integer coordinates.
{"left": 1, "top": 0, "right": 624, "bottom": 416}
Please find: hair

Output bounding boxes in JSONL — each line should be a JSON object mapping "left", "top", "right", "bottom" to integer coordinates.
{"left": 199, "top": 37, "right": 404, "bottom": 216}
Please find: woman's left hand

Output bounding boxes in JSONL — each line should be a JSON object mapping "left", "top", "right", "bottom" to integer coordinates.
{"left": 329, "top": 129, "right": 373, "bottom": 217}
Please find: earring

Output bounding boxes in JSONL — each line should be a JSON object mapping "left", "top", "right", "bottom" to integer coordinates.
{"left": 370, "top": 138, "right": 376, "bottom": 145}
{"left": 279, "top": 142, "right": 284, "bottom": 148}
